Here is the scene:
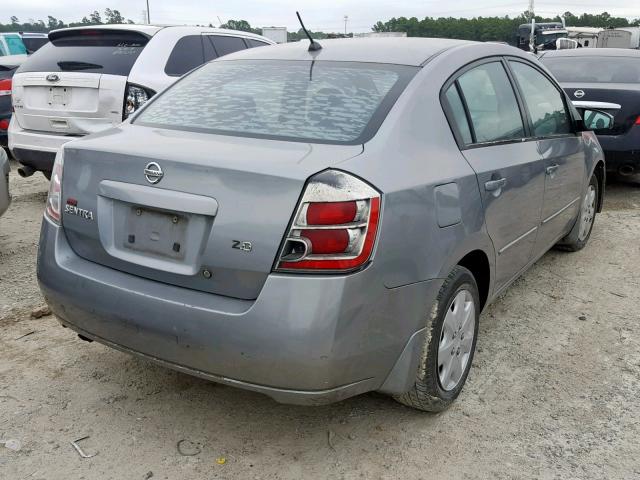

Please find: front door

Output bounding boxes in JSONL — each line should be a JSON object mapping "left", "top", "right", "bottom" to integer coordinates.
{"left": 508, "top": 60, "right": 586, "bottom": 253}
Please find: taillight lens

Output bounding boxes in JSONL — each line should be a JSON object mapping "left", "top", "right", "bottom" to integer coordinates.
{"left": 0, "top": 78, "right": 11, "bottom": 97}
{"left": 45, "top": 151, "right": 64, "bottom": 224}
{"left": 123, "top": 84, "right": 154, "bottom": 119}
{"left": 275, "top": 170, "right": 381, "bottom": 273}
{"left": 635, "top": 116, "right": 640, "bottom": 126}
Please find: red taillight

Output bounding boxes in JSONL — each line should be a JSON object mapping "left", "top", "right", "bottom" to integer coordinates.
{"left": 300, "top": 229, "right": 350, "bottom": 254}
{"left": 635, "top": 116, "right": 640, "bottom": 126}
{"left": 45, "top": 152, "right": 64, "bottom": 224}
{"left": 0, "top": 119, "right": 8, "bottom": 130}
{"left": 306, "top": 201, "right": 357, "bottom": 225}
{"left": 0, "top": 78, "right": 11, "bottom": 97}
{"left": 276, "top": 170, "right": 381, "bottom": 273}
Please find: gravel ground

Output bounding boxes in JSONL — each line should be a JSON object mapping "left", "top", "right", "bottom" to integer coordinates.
{"left": 1, "top": 162, "right": 639, "bottom": 480}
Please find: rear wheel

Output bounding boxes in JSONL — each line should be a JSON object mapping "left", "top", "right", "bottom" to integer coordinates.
{"left": 557, "top": 173, "right": 598, "bottom": 252}
{"left": 394, "top": 266, "right": 480, "bottom": 412}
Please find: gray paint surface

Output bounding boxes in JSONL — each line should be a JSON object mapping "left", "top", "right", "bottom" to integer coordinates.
{"left": 0, "top": 149, "right": 10, "bottom": 217}
{"left": 37, "top": 38, "right": 605, "bottom": 404}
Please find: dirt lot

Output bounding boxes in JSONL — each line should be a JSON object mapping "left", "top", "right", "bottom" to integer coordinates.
{"left": 1, "top": 162, "right": 639, "bottom": 480}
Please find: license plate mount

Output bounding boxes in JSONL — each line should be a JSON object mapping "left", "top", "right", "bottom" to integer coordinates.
{"left": 123, "top": 206, "right": 188, "bottom": 260}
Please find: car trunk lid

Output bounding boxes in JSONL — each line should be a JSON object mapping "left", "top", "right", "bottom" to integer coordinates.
{"left": 61, "top": 125, "right": 363, "bottom": 300}
{"left": 563, "top": 82, "right": 640, "bottom": 135}
{"left": 12, "top": 71, "right": 126, "bottom": 134}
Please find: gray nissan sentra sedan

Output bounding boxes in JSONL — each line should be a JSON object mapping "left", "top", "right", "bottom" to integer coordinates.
{"left": 37, "top": 38, "right": 609, "bottom": 411}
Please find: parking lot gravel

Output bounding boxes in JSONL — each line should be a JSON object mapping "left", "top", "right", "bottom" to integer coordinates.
{"left": 1, "top": 162, "right": 639, "bottom": 479}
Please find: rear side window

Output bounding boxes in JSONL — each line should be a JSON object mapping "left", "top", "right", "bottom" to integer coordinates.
{"left": 444, "top": 85, "right": 473, "bottom": 145}
{"left": 135, "top": 60, "right": 417, "bottom": 145}
{"left": 246, "top": 39, "right": 269, "bottom": 48}
{"left": 17, "top": 30, "right": 148, "bottom": 75}
{"left": 456, "top": 62, "right": 525, "bottom": 143}
{"left": 208, "top": 35, "right": 246, "bottom": 57}
{"left": 509, "top": 61, "right": 571, "bottom": 137}
{"left": 22, "top": 37, "right": 49, "bottom": 54}
{"left": 165, "top": 35, "right": 205, "bottom": 76}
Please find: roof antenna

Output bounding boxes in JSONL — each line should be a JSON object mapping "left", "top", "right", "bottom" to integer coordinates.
{"left": 296, "top": 11, "right": 322, "bottom": 52}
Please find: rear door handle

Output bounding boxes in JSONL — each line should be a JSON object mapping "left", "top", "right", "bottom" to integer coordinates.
{"left": 484, "top": 178, "right": 507, "bottom": 192}
{"left": 546, "top": 164, "right": 559, "bottom": 175}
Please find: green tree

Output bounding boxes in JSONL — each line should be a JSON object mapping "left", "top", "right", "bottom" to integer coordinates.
{"left": 219, "top": 19, "right": 261, "bottom": 35}
{"left": 104, "top": 8, "right": 125, "bottom": 24}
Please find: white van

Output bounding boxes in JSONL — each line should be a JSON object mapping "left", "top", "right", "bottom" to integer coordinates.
{"left": 9, "top": 24, "right": 274, "bottom": 177}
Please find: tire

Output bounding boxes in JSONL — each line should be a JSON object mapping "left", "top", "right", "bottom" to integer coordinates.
{"left": 557, "top": 173, "right": 598, "bottom": 252}
{"left": 394, "top": 266, "right": 480, "bottom": 412}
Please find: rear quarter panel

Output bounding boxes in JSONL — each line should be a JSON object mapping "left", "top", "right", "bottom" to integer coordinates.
{"left": 340, "top": 44, "right": 518, "bottom": 294}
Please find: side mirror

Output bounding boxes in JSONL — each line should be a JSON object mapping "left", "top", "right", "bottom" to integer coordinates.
{"left": 572, "top": 101, "right": 617, "bottom": 132}
{"left": 580, "top": 109, "right": 614, "bottom": 131}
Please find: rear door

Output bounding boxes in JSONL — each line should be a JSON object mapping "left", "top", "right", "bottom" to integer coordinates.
{"left": 508, "top": 59, "right": 585, "bottom": 253}
{"left": 444, "top": 59, "right": 545, "bottom": 290}
{"left": 11, "top": 28, "right": 149, "bottom": 134}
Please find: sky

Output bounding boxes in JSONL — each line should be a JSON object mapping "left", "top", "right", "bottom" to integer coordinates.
{"left": 5, "top": 0, "right": 640, "bottom": 33}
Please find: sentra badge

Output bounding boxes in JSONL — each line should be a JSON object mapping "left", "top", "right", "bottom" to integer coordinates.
{"left": 64, "top": 198, "right": 94, "bottom": 221}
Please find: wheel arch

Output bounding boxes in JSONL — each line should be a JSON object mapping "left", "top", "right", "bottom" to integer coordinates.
{"left": 593, "top": 160, "right": 605, "bottom": 213}
{"left": 456, "top": 249, "right": 491, "bottom": 311}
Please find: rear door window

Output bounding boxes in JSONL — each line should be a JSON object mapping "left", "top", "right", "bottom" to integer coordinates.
{"left": 165, "top": 35, "right": 205, "bottom": 76}
{"left": 207, "top": 35, "right": 247, "bottom": 57}
{"left": 456, "top": 62, "right": 525, "bottom": 143}
{"left": 509, "top": 61, "right": 571, "bottom": 137}
{"left": 443, "top": 85, "right": 473, "bottom": 145}
{"left": 17, "top": 29, "right": 149, "bottom": 75}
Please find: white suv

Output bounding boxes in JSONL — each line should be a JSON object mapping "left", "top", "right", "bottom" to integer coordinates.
{"left": 9, "top": 24, "right": 274, "bottom": 177}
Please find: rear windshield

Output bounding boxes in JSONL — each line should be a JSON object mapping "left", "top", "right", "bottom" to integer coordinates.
{"left": 17, "top": 30, "right": 149, "bottom": 76}
{"left": 542, "top": 56, "right": 640, "bottom": 83}
{"left": 134, "top": 60, "right": 417, "bottom": 145}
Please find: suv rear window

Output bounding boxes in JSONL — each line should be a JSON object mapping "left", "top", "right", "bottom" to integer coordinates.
{"left": 542, "top": 56, "right": 640, "bottom": 83}
{"left": 17, "top": 29, "right": 149, "bottom": 76}
{"left": 135, "top": 60, "right": 417, "bottom": 145}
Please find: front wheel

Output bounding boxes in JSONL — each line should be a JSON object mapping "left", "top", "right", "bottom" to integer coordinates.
{"left": 557, "top": 173, "right": 599, "bottom": 252}
{"left": 394, "top": 266, "right": 480, "bottom": 412}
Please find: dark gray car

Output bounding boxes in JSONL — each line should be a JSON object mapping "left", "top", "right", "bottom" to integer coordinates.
{"left": 37, "top": 38, "right": 608, "bottom": 411}
{"left": 0, "top": 148, "right": 9, "bottom": 217}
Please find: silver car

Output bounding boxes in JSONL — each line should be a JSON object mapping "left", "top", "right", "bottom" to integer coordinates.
{"left": 0, "top": 148, "right": 10, "bottom": 217}
{"left": 37, "top": 38, "right": 608, "bottom": 411}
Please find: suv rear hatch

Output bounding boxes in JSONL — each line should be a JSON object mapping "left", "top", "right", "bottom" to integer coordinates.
{"left": 61, "top": 126, "right": 363, "bottom": 300}
{"left": 12, "top": 28, "right": 150, "bottom": 135}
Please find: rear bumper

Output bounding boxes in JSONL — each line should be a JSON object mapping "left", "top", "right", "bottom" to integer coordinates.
{"left": 37, "top": 218, "right": 441, "bottom": 405}
{"left": 8, "top": 119, "right": 80, "bottom": 172}
{"left": 597, "top": 127, "right": 640, "bottom": 173}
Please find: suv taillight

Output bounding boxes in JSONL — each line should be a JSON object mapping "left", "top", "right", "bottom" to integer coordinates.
{"left": 45, "top": 151, "right": 64, "bottom": 224}
{"left": 275, "top": 170, "right": 381, "bottom": 273}
{"left": 123, "top": 83, "right": 155, "bottom": 119}
{"left": 0, "top": 78, "right": 11, "bottom": 97}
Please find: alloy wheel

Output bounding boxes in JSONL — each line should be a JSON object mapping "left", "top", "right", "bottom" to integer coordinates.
{"left": 437, "top": 289, "right": 476, "bottom": 391}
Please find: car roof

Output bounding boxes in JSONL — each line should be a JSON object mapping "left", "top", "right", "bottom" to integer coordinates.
{"left": 540, "top": 48, "right": 640, "bottom": 59}
{"left": 48, "top": 24, "right": 273, "bottom": 42}
{"left": 221, "top": 37, "right": 477, "bottom": 66}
